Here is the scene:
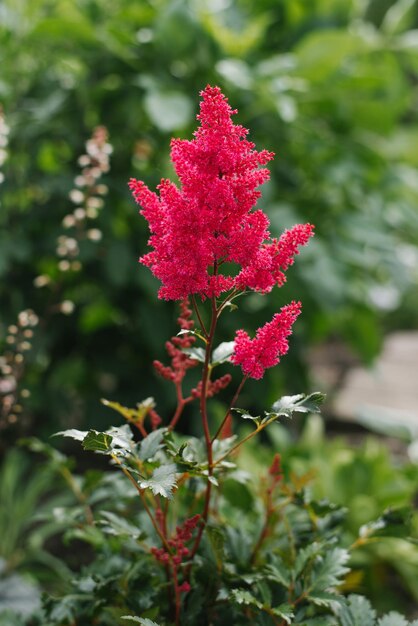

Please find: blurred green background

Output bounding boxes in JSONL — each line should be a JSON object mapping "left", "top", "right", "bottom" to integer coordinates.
{"left": 1, "top": 0, "right": 418, "bottom": 440}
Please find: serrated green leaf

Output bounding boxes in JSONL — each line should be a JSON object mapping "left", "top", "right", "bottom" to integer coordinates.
{"left": 106, "top": 425, "right": 134, "bottom": 449}
{"left": 264, "top": 556, "right": 292, "bottom": 587}
{"left": 271, "top": 392, "right": 325, "bottom": 417}
{"left": 295, "top": 542, "right": 322, "bottom": 577}
{"left": 212, "top": 341, "right": 235, "bottom": 365}
{"left": 271, "top": 604, "right": 294, "bottom": 623}
{"left": 82, "top": 430, "right": 113, "bottom": 452}
{"left": 308, "top": 591, "right": 341, "bottom": 608}
{"left": 100, "top": 511, "right": 142, "bottom": 538}
{"left": 139, "top": 463, "right": 177, "bottom": 499}
{"left": 121, "top": 618, "right": 161, "bottom": 626}
{"left": 230, "top": 588, "right": 262, "bottom": 609}
{"left": 138, "top": 428, "right": 166, "bottom": 461}
{"left": 337, "top": 594, "right": 376, "bottom": 626}
{"left": 311, "top": 548, "right": 350, "bottom": 592}
{"left": 233, "top": 407, "right": 261, "bottom": 424}
{"left": 54, "top": 428, "right": 88, "bottom": 442}
{"left": 378, "top": 614, "right": 408, "bottom": 626}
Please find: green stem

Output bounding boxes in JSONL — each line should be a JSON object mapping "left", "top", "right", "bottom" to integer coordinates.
{"left": 189, "top": 295, "right": 218, "bottom": 559}
{"left": 213, "top": 416, "right": 278, "bottom": 467}
{"left": 111, "top": 454, "right": 172, "bottom": 554}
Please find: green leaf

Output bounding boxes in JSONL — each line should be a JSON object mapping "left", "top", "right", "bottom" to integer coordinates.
{"left": 121, "top": 618, "right": 161, "bottom": 626}
{"left": 212, "top": 341, "right": 235, "bottom": 365}
{"left": 378, "top": 614, "right": 408, "bottom": 626}
{"left": 139, "top": 463, "right": 177, "bottom": 499}
{"left": 311, "top": 548, "right": 350, "bottom": 592}
{"left": 182, "top": 347, "right": 206, "bottom": 362}
{"left": 82, "top": 430, "right": 113, "bottom": 453}
{"left": 359, "top": 507, "right": 412, "bottom": 541}
{"left": 338, "top": 594, "right": 376, "bottom": 626}
{"left": 101, "top": 397, "right": 155, "bottom": 425}
{"left": 308, "top": 591, "right": 341, "bottom": 608}
{"left": 138, "top": 428, "right": 166, "bottom": 461}
{"left": 271, "top": 604, "right": 294, "bottom": 623}
{"left": 233, "top": 407, "right": 261, "bottom": 425}
{"left": 230, "top": 588, "right": 262, "bottom": 609}
{"left": 100, "top": 511, "right": 142, "bottom": 539}
{"left": 264, "top": 556, "right": 292, "bottom": 587}
{"left": 54, "top": 428, "right": 88, "bottom": 442}
{"left": 270, "top": 392, "right": 325, "bottom": 418}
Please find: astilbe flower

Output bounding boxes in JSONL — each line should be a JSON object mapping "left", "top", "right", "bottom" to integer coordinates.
{"left": 231, "top": 301, "right": 301, "bottom": 379}
{"left": 130, "top": 85, "right": 313, "bottom": 301}
{"left": 153, "top": 299, "right": 199, "bottom": 384}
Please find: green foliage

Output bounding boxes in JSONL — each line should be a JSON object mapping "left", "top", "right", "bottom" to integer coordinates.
{"left": 1, "top": 0, "right": 418, "bottom": 435}
{"left": 29, "top": 423, "right": 416, "bottom": 625}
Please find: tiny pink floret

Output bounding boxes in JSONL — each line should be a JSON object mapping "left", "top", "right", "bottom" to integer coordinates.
{"left": 231, "top": 301, "right": 302, "bottom": 379}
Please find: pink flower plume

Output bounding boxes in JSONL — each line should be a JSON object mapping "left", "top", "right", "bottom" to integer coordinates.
{"left": 231, "top": 301, "right": 302, "bottom": 379}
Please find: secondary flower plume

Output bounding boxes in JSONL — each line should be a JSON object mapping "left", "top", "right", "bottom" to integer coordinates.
{"left": 130, "top": 85, "right": 313, "bottom": 301}
{"left": 231, "top": 301, "right": 301, "bottom": 379}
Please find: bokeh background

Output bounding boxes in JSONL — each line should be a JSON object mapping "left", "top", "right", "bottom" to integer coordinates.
{"left": 1, "top": 0, "right": 418, "bottom": 619}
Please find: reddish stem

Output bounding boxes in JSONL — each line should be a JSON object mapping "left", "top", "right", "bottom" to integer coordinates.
{"left": 189, "top": 295, "right": 218, "bottom": 559}
{"left": 211, "top": 375, "right": 247, "bottom": 443}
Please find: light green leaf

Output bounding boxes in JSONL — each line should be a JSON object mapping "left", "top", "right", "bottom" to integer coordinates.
{"left": 182, "top": 347, "right": 206, "bottom": 362}
{"left": 139, "top": 463, "right": 177, "bottom": 499}
{"left": 212, "top": 341, "right": 235, "bottom": 365}
{"left": 270, "top": 392, "right": 325, "bottom": 418}
{"left": 138, "top": 428, "right": 166, "bottom": 461}
{"left": 378, "top": 614, "right": 408, "bottom": 626}
{"left": 100, "top": 511, "right": 142, "bottom": 539}
{"left": 230, "top": 589, "right": 262, "bottom": 609}
{"left": 233, "top": 407, "right": 261, "bottom": 425}
{"left": 308, "top": 591, "right": 341, "bottom": 608}
{"left": 121, "top": 618, "right": 161, "bottom": 626}
{"left": 338, "top": 595, "right": 376, "bottom": 626}
{"left": 54, "top": 428, "right": 88, "bottom": 442}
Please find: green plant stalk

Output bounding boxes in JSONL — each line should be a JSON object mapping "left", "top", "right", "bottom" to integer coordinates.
{"left": 213, "top": 414, "right": 279, "bottom": 467}
{"left": 189, "top": 294, "right": 218, "bottom": 560}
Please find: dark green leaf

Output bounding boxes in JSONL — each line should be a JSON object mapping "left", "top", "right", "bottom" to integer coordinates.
{"left": 311, "top": 548, "right": 350, "bottom": 592}
{"left": 82, "top": 430, "right": 113, "bottom": 453}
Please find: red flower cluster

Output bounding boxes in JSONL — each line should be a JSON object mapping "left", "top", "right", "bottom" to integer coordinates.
{"left": 153, "top": 299, "right": 199, "bottom": 384}
{"left": 151, "top": 514, "right": 200, "bottom": 594}
{"left": 231, "top": 301, "right": 301, "bottom": 379}
{"left": 130, "top": 85, "right": 313, "bottom": 301}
